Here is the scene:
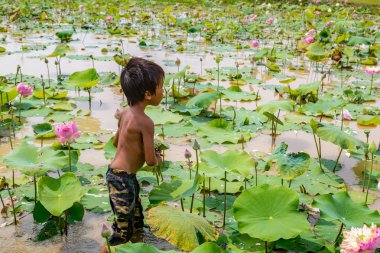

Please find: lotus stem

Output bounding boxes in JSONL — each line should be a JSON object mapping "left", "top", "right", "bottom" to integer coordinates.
{"left": 0, "top": 193, "right": 4, "bottom": 209}
{"left": 208, "top": 177, "right": 211, "bottom": 196}
{"left": 244, "top": 177, "right": 247, "bottom": 190}
{"left": 203, "top": 173, "right": 206, "bottom": 218}
{"left": 365, "top": 153, "right": 374, "bottom": 205}
{"left": 65, "top": 209, "right": 68, "bottom": 236}
{"left": 312, "top": 132, "right": 322, "bottom": 169}
{"left": 190, "top": 149, "right": 199, "bottom": 213}
{"left": 369, "top": 75, "right": 373, "bottom": 95}
{"left": 34, "top": 174, "right": 37, "bottom": 204}
{"left": 222, "top": 171, "right": 227, "bottom": 228}
{"left": 288, "top": 180, "right": 292, "bottom": 188}
{"left": 6, "top": 186, "right": 17, "bottom": 225}
{"left": 333, "top": 148, "right": 343, "bottom": 173}
{"left": 46, "top": 62, "right": 51, "bottom": 88}
{"left": 334, "top": 223, "right": 344, "bottom": 244}
{"left": 8, "top": 125, "right": 13, "bottom": 151}
{"left": 18, "top": 96, "right": 22, "bottom": 123}
{"left": 106, "top": 240, "right": 111, "bottom": 253}
{"left": 254, "top": 163, "right": 258, "bottom": 187}
{"left": 362, "top": 153, "right": 368, "bottom": 193}
{"left": 12, "top": 169, "right": 15, "bottom": 188}
{"left": 68, "top": 143, "right": 72, "bottom": 172}
{"left": 265, "top": 241, "right": 268, "bottom": 253}
{"left": 180, "top": 198, "right": 184, "bottom": 212}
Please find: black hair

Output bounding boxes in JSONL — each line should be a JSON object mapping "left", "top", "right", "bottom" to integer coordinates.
{"left": 120, "top": 57, "right": 165, "bottom": 106}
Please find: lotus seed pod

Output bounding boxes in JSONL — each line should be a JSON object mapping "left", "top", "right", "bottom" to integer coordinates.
{"left": 192, "top": 140, "right": 200, "bottom": 151}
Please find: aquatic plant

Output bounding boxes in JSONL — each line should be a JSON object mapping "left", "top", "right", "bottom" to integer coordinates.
{"left": 55, "top": 121, "right": 81, "bottom": 172}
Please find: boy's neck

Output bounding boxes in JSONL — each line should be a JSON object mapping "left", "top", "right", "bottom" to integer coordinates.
{"left": 130, "top": 100, "right": 149, "bottom": 112}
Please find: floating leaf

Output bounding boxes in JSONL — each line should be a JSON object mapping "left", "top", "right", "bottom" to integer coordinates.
{"left": 186, "top": 92, "right": 219, "bottom": 109}
{"left": 66, "top": 68, "right": 99, "bottom": 89}
{"left": 277, "top": 152, "right": 310, "bottom": 180}
{"left": 145, "top": 106, "right": 183, "bottom": 125}
{"left": 198, "top": 119, "right": 251, "bottom": 144}
{"left": 233, "top": 184, "right": 309, "bottom": 242}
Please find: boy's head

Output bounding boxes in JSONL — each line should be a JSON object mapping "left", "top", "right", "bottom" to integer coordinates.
{"left": 120, "top": 57, "right": 165, "bottom": 106}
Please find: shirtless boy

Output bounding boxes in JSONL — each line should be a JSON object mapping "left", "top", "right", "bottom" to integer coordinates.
{"left": 100, "top": 57, "right": 164, "bottom": 253}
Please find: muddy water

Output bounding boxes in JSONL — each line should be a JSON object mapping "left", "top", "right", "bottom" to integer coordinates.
{"left": 0, "top": 30, "right": 379, "bottom": 252}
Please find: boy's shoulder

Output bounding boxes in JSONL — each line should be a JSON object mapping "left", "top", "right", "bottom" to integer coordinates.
{"left": 121, "top": 107, "right": 154, "bottom": 127}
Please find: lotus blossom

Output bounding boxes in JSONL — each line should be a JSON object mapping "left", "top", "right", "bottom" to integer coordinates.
{"left": 343, "top": 109, "right": 352, "bottom": 120}
{"left": 175, "top": 57, "right": 181, "bottom": 66}
{"left": 340, "top": 224, "right": 380, "bottom": 253}
{"left": 365, "top": 66, "right": 380, "bottom": 75}
{"left": 106, "top": 16, "right": 112, "bottom": 22}
{"left": 31, "top": 6, "right": 36, "bottom": 11}
{"left": 17, "top": 83, "right": 33, "bottom": 97}
{"left": 199, "top": 13, "right": 205, "bottom": 19}
{"left": 304, "top": 37, "right": 314, "bottom": 45}
{"left": 307, "top": 29, "right": 316, "bottom": 36}
{"left": 55, "top": 121, "right": 81, "bottom": 144}
{"left": 267, "top": 17, "right": 274, "bottom": 24}
{"left": 326, "top": 21, "right": 333, "bottom": 26}
{"left": 241, "top": 19, "right": 247, "bottom": 25}
{"left": 314, "top": 0, "right": 320, "bottom": 4}
{"left": 316, "top": 10, "right": 321, "bottom": 15}
{"left": 251, "top": 40, "right": 259, "bottom": 48}
{"left": 193, "top": 10, "right": 198, "bottom": 15}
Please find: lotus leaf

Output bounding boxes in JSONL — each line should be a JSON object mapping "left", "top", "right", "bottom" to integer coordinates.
{"left": 257, "top": 100, "right": 294, "bottom": 114}
{"left": 48, "top": 44, "right": 70, "bottom": 57}
{"left": 115, "top": 242, "right": 178, "bottom": 253}
{"left": 149, "top": 176, "right": 199, "bottom": 205}
{"left": 200, "top": 150, "right": 254, "bottom": 178}
{"left": 305, "top": 43, "right": 329, "bottom": 62}
{"left": 38, "top": 172, "right": 84, "bottom": 216}
{"left": 81, "top": 187, "right": 111, "bottom": 213}
{"left": 357, "top": 115, "right": 380, "bottom": 126}
{"left": 186, "top": 92, "right": 219, "bottom": 109}
{"left": 222, "top": 86, "right": 257, "bottom": 101}
{"left": 51, "top": 102, "right": 77, "bottom": 111}
{"left": 3, "top": 141, "right": 67, "bottom": 177}
{"left": 316, "top": 124, "right": 366, "bottom": 150}
{"left": 233, "top": 184, "right": 309, "bottom": 242}
{"left": 313, "top": 191, "right": 380, "bottom": 228}
{"left": 145, "top": 106, "right": 183, "bottom": 125}
{"left": 146, "top": 205, "right": 217, "bottom": 251}
{"left": 0, "top": 87, "right": 18, "bottom": 104}
{"left": 66, "top": 68, "right": 99, "bottom": 89}
{"left": 197, "top": 119, "right": 251, "bottom": 144}
{"left": 32, "top": 123, "right": 55, "bottom": 138}
{"left": 277, "top": 152, "right": 310, "bottom": 180}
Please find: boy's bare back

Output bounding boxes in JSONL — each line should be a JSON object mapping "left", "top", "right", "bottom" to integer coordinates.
{"left": 110, "top": 106, "right": 157, "bottom": 174}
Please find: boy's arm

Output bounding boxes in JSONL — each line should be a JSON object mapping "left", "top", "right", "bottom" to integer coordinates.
{"left": 141, "top": 118, "right": 158, "bottom": 166}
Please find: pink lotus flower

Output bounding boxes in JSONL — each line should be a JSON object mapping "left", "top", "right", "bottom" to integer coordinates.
{"left": 267, "top": 17, "right": 274, "bottom": 24}
{"left": 340, "top": 224, "right": 380, "bottom": 253}
{"left": 17, "top": 83, "right": 33, "bottom": 97}
{"left": 326, "top": 21, "right": 333, "bottom": 26}
{"left": 365, "top": 66, "right": 380, "bottom": 75}
{"left": 352, "top": 13, "right": 358, "bottom": 18}
{"left": 193, "top": 10, "right": 198, "bottom": 15}
{"left": 343, "top": 0, "right": 348, "bottom": 6}
{"left": 248, "top": 14, "right": 258, "bottom": 21}
{"left": 307, "top": 29, "right": 316, "bottom": 36}
{"left": 31, "top": 6, "right": 36, "bottom": 11}
{"left": 314, "top": 0, "right": 321, "bottom": 4}
{"left": 343, "top": 109, "right": 352, "bottom": 120}
{"left": 251, "top": 40, "right": 259, "bottom": 48}
{"left": 316, "top": 10, "right": 321, "bottom": 15}
{"left": 241, "top": 19, "right": 247, "bottom": 25}
{"left": 106, "top": 16, "right": 112, "bottom": 23}
{"left": 199, "top": 13, "right": 206, "bottom": 19}
{"left": 55, "top": 121, "right": 81, "bottom": 144}
{"left": 304, "top": 37, "right": 315, "bottom": 44}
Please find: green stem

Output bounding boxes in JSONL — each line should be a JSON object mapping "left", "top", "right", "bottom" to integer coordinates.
{"left": 208, "top": 177, "right": 211, "bottom": 196}
{"left": 0, "top": 193, "right": 4, "bottom": 208}
{"left": 180, "top": 198, "right": 184, "bottom": 212}
{"left": 68, "top": 144, "right": 72, "bottom": 172}
{"left": 362, "top": 154, "right": 368, "bottom": 192}
{"left": 65, "top": 209, "right": 68, "bottom": 235}
{"left": 288, "top": 180, "right": 292, "bottom": 188}
{"left": 334, "top": 223, "right": 344, "bottom": 244}
{"left": 34, "top": 174, "right": 37, "bottom": 204}
{"left": 265, "top": 241, "right": 268, "bottom": 253}
{"left": 106, "top": 240, "right": 112, "bottom": 253}
{"left": 312, "top": 132, "right": 322, "bottom": 169}
{"left": 333, "top": 148, "right": 343, "bottom": 173}
{"left": 7, "top": 186, "right": 17, "bottom": 225}
{"left": 203, "top": 173, "right": 206, "bottom": 217}
{"left": 18, "top": 96, "right": 21, "bottom": 123}
{"left": 365, "top": 154, "right": 374, "bottom": 205}
{"left": 222, "top": 171, "right": 227, "bottom": 228}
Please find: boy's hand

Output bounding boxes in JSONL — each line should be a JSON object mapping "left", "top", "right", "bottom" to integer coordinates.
{"left": 155, "top": 149, "right": 163, "bottom": 165}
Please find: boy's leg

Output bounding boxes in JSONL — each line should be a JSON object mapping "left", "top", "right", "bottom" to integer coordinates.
{"left": 106, "top": 169, "right": 136, "bottom": 246}
{"left": 133, "top": 177, "right": 145, "bottom": 229}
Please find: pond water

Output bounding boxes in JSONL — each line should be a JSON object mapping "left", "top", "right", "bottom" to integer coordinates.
{"left": 0, "top": 26, "right": 379, "bottom": 252}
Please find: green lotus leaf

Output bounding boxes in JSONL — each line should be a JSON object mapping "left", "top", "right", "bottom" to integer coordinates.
{"left": 33, "top": 87, "right": 68, "bottom": 100}
{"left": 157, "top": 121, "right": 197, "bottom": 138}
{"left": 186, "top": 92, "right": 218, "bottom": 109}
{"left": 99, "top": 72, "right": 119, "bottom": 86}
{"left": 145, "top": 106, "right": 183, "bottom": 125}
{"left": 313, "top": 191, "right": 380, "bottom": 228}
{"left": 279, "top": 76, "right": 296, "bottom": 84}
{"left": 305, "top": 43, "right": 329, "bottom": 62}
{"left": 51, "top": 101, "right": 77, "bottom": 111}
{"left": 32, "top": 123, "right": 55, "bottom": 138}
{"left": 266, "top": 61, "right": 281, "bottom": 72}
{"left": 48, "top": 44, "right": 70, "bottom": 57}
{"left": 223, "top": 107, "right": 267, "bottom": 126}
{"left": 104, "top": 136, "right": 116, "bottom": 160}
{"left": 233, "top": 184, "right": 309, "bottom": 242}
{"left": 38, "top": 172, "right": 84, "bottom": 216}
{"left": 197, "top": 119, "right": 251, "bottom": 144}
{"left": 316, "top": 124, "right": 366, "bottom": 150}
{"left": 170, "top": 105, "right": 203, "bottom": 116}
{"left": 257, "top": 100, "right": 294, "bottom": 114}
{"left": 301, "top": 96, "right": 343, "bottom": 116}
{"left": 80, "top": 187, "right": 111, "bottom": 213}
{"left": 0, "top": 87, "right": 18, "bottom": 104}
{"left": 200, "top": 150, "right": 255, "bottom": 177}
{"left": 277, "top": 152, "right": 310, "bottom": 180}
{"left": 55, "top": 30, "right": 73, "bottom": 43}
{"left": 357, "top": 115, "right": 380, "bottom": 126}
{"left": 149, "top": 176, "right": 199, "bottom": 205}
{"left": 191, "top": 242, "right": 226, "bottom": 253}
{"left": 347, "top": 36, "right": 371, "bottom": 46}
{"left": 3, "top": 141, "right": 67, "bottom": 177}
{"left": 44, "top": 111, "right": 75, "bottom": 122}
{"left": 207, "top": 177, "right": 244, "bottom": 194}
{"left": 222, "top": 86, "right": 257, "bottom": 102}
{"left": 146, "top": 205, "right": 217, "bottom": 251}
{"left": 116, "top": 243, "right": 178, "bottom": 253}
{"left": 66, "top": 68, "right": 99, "bottom": 89}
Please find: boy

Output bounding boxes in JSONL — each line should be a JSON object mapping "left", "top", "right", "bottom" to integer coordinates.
{"left": 100, "top": 57, "right": 164, "bottom": 253}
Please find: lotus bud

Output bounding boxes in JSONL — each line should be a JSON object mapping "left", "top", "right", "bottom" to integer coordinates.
{"left": 200, "top": 57, "right": 203, "bottom": 62}
{"left": 304, "top": 37, "right": 314, "bottom": 45}
{"left": 241, "top": 19, "right": 247, "bottom": 25}
{"left": 253, "top": 157, "right": 258, "bottom": 167}
{"left": 326, "top": 21, "right": 333, "bottom": 26}
{"left": 214, "top": 54, "right": 223, "bottom": 64}
{"left": 378, "top": 179, "right": 380, "bottom": 192}
{"left": 364, "top": 130, "right": 370, "bottom": 137}
{"left": 0, "top": 176, "right": 5, "bottom": 190}
{"left": 369, "top": 141, "right": 376, "bottom": 154}
{"left": 31, "top": 6, "right": 36, "bottom": 11}
{"left": 267, "top": 17, "right": 274, "bottom": 24}
{"left": 342, "top": 109, "right": 352, "bottom": 120}
{"left": 101, "top": 224, "right": 111, "bottom": 239}
{"left": 114, "top": 108, "right": 121, "bottom": 120}
{"left": 192, "top": 140, "right": 200, "bottom": 151}
{"left": 184, "top": 149, "right": 192, "bottom": 159}
{"left": 251, "top": 40, "right": 259, "bottom": 48}
{"left": 175, "top": 57, "right": 181, "bottom": 66}
{"left": 44, "top": 58, "right": 48, "bottom": 64}
{"left": 239, "top": 134, "right": 245, "bottom": 143}
{"left": 17, "top": 83, "right": 33, "bottom": 97}
{"left": 106, "top": 16, "right": 113, "bottom": 23}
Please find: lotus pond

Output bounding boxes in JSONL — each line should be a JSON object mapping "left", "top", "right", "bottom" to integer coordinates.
{"left": 0, "top": 0, "right": 379, "bottom": 253}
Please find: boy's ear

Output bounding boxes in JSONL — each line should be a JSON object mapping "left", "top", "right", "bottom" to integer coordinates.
{"left": 144, "top": 90, "right": 152, "bottom": 100}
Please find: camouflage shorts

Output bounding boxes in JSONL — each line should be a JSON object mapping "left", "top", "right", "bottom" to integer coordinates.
{"left": 106, "top": 166, "right": 144, "bottom": 246}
